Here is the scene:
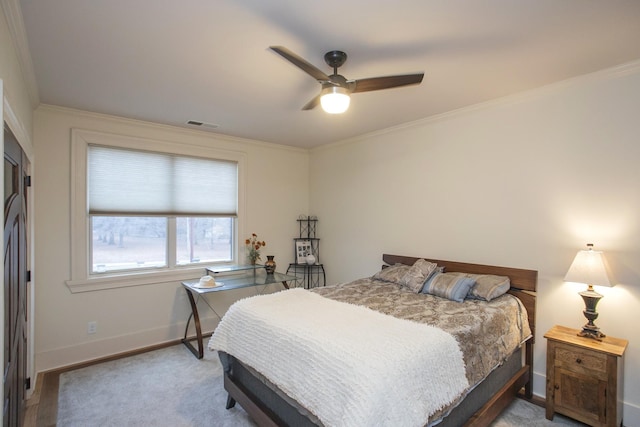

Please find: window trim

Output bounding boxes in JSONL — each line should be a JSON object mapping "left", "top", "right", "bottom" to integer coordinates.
{"left": 67, "top": 128, "right": 246, "bottom": 293}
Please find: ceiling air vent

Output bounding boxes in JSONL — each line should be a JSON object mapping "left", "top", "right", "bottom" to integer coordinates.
{"left": 186, "top": 120, "right": 219, "bottom": 129}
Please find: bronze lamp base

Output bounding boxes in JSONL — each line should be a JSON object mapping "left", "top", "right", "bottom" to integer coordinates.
{"left": 578, "top": 285, "right": 605, "bottom": 341}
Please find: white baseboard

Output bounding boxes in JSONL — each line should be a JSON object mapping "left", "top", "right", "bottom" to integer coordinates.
{"left": 35, "top": 316, "right": 220, "bottom": 373}
{"left": 532, "top": 370, "right": 546, "bottom": 399}
{"left": 622, "top": 401, "right": 640, "bottom": 427}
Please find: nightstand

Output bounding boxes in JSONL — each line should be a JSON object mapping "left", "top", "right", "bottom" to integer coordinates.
{"left": 545, "top": 325, "right": 628, "bottom": 427}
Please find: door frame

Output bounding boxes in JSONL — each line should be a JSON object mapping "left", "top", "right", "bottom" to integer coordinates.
{"left": 1, "top": 81, "right": 36, "bottom": 422}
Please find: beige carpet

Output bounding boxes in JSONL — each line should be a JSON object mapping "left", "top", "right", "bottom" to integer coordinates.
{"left": 57, "top": 344, "right": 584, "bottom": 426}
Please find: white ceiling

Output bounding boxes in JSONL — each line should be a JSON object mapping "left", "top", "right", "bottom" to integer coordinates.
{"left": 17, "top": 0, "right": 640, "bottom": 148}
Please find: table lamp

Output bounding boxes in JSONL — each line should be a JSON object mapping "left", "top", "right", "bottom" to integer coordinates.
{"left": 563, "top": 243, "right": 612, "bottom": 341}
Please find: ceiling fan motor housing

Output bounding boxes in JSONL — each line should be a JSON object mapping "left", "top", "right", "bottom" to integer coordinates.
{"left": 324, "top": 50, "right": 348, "bottom": 70}
{"left": 324, "top": 74, "right": 349, "bottom": 89}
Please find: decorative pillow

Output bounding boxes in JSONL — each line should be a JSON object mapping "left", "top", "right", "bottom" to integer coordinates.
{"left": 398, "top": 259, "right": 438, "bottom": 293}
{"left": 460, "top": 273, "right": 511, "bottom": 301}
{"left": 413, "top": 259, "right": 439, "bottom": 278}
{"left": 371, "top": 260, "right": 439, "bottom": 291}
{"left": 372, "top": 264, "right": 411, "bottom": 284}
{"left": 420, "top": 272, "right": 475, "bottom": 302}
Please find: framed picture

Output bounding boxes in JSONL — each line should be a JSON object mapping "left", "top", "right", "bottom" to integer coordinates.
{"left": 295, "top": 240, "right": 312, "bottom": 264}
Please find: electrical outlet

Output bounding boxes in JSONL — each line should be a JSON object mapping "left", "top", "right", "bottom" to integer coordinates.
{"left": 87, "top": 321, "right": 97, "bottom": 334}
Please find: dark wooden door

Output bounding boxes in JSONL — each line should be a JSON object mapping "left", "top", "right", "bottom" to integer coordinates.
{"left": 3, "top": 124, "right": 28, "bottom": 427}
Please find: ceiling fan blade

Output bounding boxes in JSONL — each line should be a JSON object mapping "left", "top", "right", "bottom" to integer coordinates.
{"left": 351, "top": 73, "right": 424, "bottom": 93}
{"left": 302, "top": 94, "right": 320, "bottom": 110}
{"left": 270, "top": 46, "right": 331, "bottom": 82}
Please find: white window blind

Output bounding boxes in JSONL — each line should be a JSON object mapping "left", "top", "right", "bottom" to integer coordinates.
{"left": 88, "top": 145, "right": 238, "bottom": 216}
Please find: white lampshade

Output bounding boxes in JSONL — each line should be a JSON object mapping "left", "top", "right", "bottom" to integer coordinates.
{"left": 320, "top": 86, "right": 350, "bottom": 114}
{"left": 564, "top": 244, "right": 612, "bottom": 287}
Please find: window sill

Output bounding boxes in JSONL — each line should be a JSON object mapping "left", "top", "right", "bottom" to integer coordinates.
{"left": 65, "top": 267, "right": 208, "bottom": 293}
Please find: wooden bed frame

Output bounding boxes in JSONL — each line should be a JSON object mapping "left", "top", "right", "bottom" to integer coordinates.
{"left": 223, "top": 254, "right": 538, "bottom": 427}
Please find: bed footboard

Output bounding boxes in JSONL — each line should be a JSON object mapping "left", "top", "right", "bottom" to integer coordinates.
{"left": 220, "top": 344, "right": 530, "bottom": 427}
{"left": 220, "top": 351, "right": 321, "bottom": 426}
{"left": 224, "top": 373, "right": 282, "bottom": 427}
{"left": 463, "top": 365, "right": 530, "bottom": 427}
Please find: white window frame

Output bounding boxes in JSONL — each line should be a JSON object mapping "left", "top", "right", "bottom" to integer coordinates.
{"left": 66, "top": 129, "right": 246, "bottom": 293}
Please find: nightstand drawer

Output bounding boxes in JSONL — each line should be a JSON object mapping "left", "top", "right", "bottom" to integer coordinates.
{"left": 555, "top": 344, "right": 606, "bottom": 373}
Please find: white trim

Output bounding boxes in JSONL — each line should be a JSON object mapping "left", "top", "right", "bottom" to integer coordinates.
{"left": 3, "top": 85, "right": 37, "bottom": 405}
{"left": 2, "top": 96, "right": 32, "bottom": 157}
{"left": 0, "top": 0, "right": 40, "bottom": 106}
{"left": 36, "top": 103, "right": 307, "bottom": 154}
{"left": 67, "top": 128, "right": 247, "bottom": 293}
{"left": 624, "top": 401, "right": 640, "bottom": 427}
{"left": 65, "top": 267, "right": 204, "bottom": 293}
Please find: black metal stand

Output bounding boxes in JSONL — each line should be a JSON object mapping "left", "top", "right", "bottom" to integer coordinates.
{"left": 286, "top": 263, "right": 326, "bottom": 289}
{"left": 292, "top": 216, "right": 326, "bottom": 287}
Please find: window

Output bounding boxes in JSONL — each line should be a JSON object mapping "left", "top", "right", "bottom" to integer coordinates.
{"left": 90, "top": 216, "right": 234, "bottom": 273}
{"left": 87, "top": 144, "right": 237, "bottom": 273}
{"left": 91, "top": 216, "right": 169, "bottom": 272}
{"left": 67, "top": 129, "right": 246, "bottom": 292}
{"left": 175, "top": 217, "right": 233, "bottom": 266}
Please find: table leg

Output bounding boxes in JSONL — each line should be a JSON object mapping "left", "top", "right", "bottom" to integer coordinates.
{"left": 281, "top": 281, "right": 290, "bottom": 290}
{"left": 182, "top": 288, "right": 204, "bottom": 359}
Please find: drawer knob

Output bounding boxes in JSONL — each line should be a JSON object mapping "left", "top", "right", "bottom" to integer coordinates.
{"left": 576, "top": 358, "right": 582, "bottom": 364}
{"left": 554, "top": 384, "right": 559, "bottom": 390}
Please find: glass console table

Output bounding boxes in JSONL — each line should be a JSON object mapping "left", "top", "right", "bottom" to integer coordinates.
{"left": 181, "top": 265, "right": 298, "bottom": 359}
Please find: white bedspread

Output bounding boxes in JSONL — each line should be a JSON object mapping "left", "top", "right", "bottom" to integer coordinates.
{"left": 208, "top": 289, "right": 469, "bottom": 427}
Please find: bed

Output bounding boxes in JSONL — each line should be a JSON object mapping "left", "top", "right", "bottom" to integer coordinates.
{"left": 208, "top": 254, "right": 537, "bottom": 427}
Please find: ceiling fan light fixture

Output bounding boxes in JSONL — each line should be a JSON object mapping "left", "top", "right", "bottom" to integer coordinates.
{"left": 320, "top": 86, "right": 350, "bottom": 114}
{"left": 269, "top": 46, "right": 423, "bottom": 113}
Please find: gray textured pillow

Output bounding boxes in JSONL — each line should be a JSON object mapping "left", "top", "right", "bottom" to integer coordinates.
{"left": 372, "top": 264, "right": 411, "bottom": 284}
{"left": 421, "top": 272, "right": 475, "bottom": 302}
{"left": 460, "top": 273, "right": 511, "bottom": 301}
{"left": 413, "top": 259, "right": 439, "bottom": 278}
{"left": 398, "top": 259, "right": 438, "bottom": 293}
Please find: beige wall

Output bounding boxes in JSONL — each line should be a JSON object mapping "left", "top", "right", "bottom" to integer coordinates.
{"left": 33, "top": 105, "right": 309, "bottom": 371}
{"left": 310, "top": 62, "right": 640, "bottom": 424}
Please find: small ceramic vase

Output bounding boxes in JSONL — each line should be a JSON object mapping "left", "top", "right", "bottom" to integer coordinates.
{"left": 264, "top": 255, "right": 276, "bottom": 274}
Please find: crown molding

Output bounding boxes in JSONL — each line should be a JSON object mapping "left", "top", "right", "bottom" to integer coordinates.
{"left": 37, "top": 104, "right": 308, "bottom": 154}
{"left": 1, "top": 0, "right": 40, "bottom": 106}
{"left": 413, "top": 59, "right": 640, "bottom": 125}
{"left": 313, "top": 59, "right": 640, "bottom": 153}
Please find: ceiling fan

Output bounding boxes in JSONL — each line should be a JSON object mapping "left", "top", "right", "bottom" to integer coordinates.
{"left": 269, "top": 46, "right": 424, "bottom": 114}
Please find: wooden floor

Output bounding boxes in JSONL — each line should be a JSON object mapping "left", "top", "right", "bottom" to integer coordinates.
{"left": 23, "top": 371, "right": 58, "bottom": 427}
